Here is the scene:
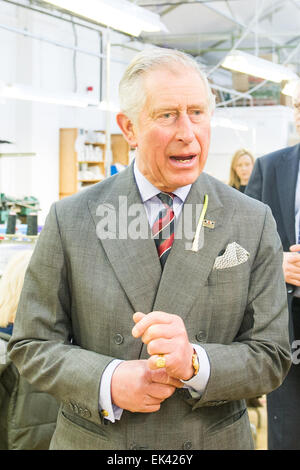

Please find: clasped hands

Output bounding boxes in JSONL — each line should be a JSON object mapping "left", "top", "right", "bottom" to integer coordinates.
{"left": 111, "top": 311, "right": 194, "bottom": 414}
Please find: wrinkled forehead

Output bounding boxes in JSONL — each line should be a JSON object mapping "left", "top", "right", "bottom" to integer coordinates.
{"left": 142, "top": 64, "right": 209, "bottom": 104}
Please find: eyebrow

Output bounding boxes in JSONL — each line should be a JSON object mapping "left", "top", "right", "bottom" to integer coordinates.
{"left": 151, "top": 103, "right": 207, "bottom": 115}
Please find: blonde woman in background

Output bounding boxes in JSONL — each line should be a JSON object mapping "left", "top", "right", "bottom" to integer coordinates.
{"left": 229, "top": 148, "right": 255, "bottom": 193}
{"left": 0, "top": 250, "right": 59, "bottom": 450}
{"left": 0, "top": 250, "right": 32, "bottom": 334}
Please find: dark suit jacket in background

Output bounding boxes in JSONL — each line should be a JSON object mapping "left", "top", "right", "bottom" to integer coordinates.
{"left": 8, "top": 165, "right": 291, "bottom": 450}
{"left": 246, "top": 143, "right": 300, "bottom": 450}
{"left": 246, "top": 143, "right": 300, "bottom": 341}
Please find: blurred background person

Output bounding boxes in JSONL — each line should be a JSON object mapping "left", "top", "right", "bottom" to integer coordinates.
{"left": 0, "top": 250, "right": 59, "bottom": 450}
{"left": 229, "top": 148, "right": 255, "bottom": 193}
{"left": 246, "top": 81, "right": 300, "bottom": 450}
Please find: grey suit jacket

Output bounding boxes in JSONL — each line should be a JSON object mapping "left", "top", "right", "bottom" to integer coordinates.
{"left": 8, "top": 164, "right": 291, "bottom": 450}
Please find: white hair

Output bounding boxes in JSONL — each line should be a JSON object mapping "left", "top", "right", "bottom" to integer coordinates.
{"left": 293, "top": 80, "right": 300, "bottom": 104}
{"left": 119, "top": 46, "right": 216, "bottom": 123}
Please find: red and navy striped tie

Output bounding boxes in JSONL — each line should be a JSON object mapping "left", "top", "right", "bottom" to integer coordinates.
{"left": 152, "top": 192, "right": 175, "bottom": 268}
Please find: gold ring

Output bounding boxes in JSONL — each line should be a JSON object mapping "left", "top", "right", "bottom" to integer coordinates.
{"left": 156, "top": 354, "right": 166, "bottom": 368}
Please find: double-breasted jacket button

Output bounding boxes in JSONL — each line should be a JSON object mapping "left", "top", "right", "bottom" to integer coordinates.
{"left": 195, "top": 331, "right": 205, "bottom": 342}
{"left": 182, "top": 441, "right": 192, "bottom": 450}
{"left": 81, "top": 408, "right": 92, "bottom": 418}
{"left": 114, "top": 333, "right": 124, "bottom": 345}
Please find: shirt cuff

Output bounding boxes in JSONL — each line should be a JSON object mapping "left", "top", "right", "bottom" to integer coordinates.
{"left": 181, "top": 344, "right": 210, "bottom": 397}
{"left": 99, "top": 359, "right": 124, "bottom": 423}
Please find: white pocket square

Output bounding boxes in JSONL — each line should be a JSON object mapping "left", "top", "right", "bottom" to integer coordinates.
{"left": 213, "top": 242, "right": 250, "bottom": 270}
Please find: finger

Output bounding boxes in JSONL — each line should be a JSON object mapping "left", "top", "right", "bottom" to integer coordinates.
{"left": 286, "top": 278, "right": 300, "bottom": 287}
{"left": 133, "top": 312, "right": 146, "bottom": 324}
{"left": 142, "top": 324, "right": 176, "bottom": 345}
{"left": 147, "top": 338, "right": 172, "bottom": 356}
{"left": 148, "top": 383, "right": 176, "bottom": 400}
{"left": 289, "top": 261, "right": 300, "bottom": 269}
{"left": 148, "top": 354, "right": 169, "bottom": 371}
{"left": 285, "top": 255, "right": 300, "bottom": 265}
{"left": 289, "top": 244, "right": 300, "bottom": 252}
{"left": 144, "top": 395, "right": 163, "bottom": 406}
{"left": 132, "top": 311, "right": 173, "bottom": 338}
{"left": 151, "top": 369, "right": 183, "bottom": 388}
{"left": 285, "top": 264, "right": 300, "bottom": 275}
{"left": 142, "top": 404, "right": 161, "bottom": 413}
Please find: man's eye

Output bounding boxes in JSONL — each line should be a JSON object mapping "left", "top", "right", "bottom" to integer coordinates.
{"left": 156, "top": 113, "right": 176, "bottom": 123}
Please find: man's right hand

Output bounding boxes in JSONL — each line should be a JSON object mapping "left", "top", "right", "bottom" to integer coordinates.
{"left": 111, "top": 360, "right": 182, "bottom": 413}
{"left": 283, "top": 244, "right": 300, "bottom": 286}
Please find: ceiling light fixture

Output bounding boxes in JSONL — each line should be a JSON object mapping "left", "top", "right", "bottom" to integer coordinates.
{"left": 222, "top": 50, "right": 298, "bottom": 83}
{"left": 0, "top": 82, "right": 101, "bottom": 108}
{"left": 39, "top": 0, "right": 167, "bottom": 37}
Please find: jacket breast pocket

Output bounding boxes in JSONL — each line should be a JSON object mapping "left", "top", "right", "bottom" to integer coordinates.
{"left": 207, "top": 262, "right": 250, "bottom": 286}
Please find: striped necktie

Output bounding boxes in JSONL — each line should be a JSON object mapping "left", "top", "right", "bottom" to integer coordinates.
{"left": 152, "top": 192, "right": 175, "bottom": 268}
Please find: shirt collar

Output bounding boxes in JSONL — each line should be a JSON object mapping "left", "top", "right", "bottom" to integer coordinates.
{"left": 133, "top": 160, "right": 191, "bottom": 203}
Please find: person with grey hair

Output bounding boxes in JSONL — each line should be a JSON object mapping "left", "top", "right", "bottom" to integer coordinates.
{"left": 9, "top": 46, "right": 290, "bottom": 450}
{"left": 246, "top": 80, "right": 300, "bottom": 449}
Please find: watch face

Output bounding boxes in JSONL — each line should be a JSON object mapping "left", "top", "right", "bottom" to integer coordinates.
{"left": 192, "top": 353, "right": 199, "bottom": 375}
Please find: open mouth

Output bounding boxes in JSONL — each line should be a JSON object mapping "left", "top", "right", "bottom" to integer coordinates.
{"left": 170, "top": 154, "right": 197, "bottom": 163}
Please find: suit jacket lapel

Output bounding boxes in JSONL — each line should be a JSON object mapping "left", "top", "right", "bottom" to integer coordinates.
{"left": 88, "top": 164, "right": 162, "bottom": 314}
{"left": 275, "top": 144, "right": 300, "bottom": 246}
{"left": 152, "top": 172, "right": 234, "bottom": 322}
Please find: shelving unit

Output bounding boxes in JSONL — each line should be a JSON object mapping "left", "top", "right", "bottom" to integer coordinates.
{"left": 59, "top": 128, "right": 130, "bottom": 199}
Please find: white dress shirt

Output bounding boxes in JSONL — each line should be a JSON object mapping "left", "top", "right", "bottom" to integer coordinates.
{"left": 99, "top": 162, "right": 211, "bottom": 422}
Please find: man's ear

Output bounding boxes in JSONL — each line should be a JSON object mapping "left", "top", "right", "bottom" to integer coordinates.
{"left": 116, "top": 113, "right": 138, "bottom": 147}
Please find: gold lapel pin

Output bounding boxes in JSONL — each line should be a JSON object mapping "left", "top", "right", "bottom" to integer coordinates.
{"left": 203, "top": 219, "right": 215, "bottom": 229}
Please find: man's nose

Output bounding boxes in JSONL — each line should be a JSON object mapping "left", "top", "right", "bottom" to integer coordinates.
{"left": 175, "top": 114, "right": 195, "bottom": 144}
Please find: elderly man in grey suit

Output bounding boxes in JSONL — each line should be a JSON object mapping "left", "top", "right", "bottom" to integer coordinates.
{"left": 8, "top": 47, "right": 290, "bottom": 450}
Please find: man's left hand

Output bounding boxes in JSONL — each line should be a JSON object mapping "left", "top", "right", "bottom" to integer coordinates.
{"left": 132, "top": 311, "right": 194, "bottom": 381}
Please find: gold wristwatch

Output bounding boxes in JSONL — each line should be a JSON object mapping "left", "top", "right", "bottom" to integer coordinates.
{"left": 192, "top": 349, "right": 199, "bottom": 376}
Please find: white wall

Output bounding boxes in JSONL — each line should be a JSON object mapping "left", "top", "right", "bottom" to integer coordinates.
{"left": 206, "top": 105, "right": 297, "bottom": 183}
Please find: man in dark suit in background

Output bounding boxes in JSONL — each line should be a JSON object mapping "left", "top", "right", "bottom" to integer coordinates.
{"left": 246, "top": 81, "right": 300, "bottom": 450}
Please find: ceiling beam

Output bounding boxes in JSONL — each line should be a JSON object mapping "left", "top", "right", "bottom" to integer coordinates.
{"left": 203, "top": 0, "right": 288, "bottom": 48}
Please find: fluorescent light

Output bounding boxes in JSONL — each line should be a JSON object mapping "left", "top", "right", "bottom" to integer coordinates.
{"left": 39, "top": 0, "right": 167, "bottom": 37}
{"left": 0, "top": 82, "right": 101, "bottom": 108}
{"left": 282, "top": 79, "right": 300, "bottom": 97}
{"left": 222, "top": 50, "right": 298, "bottom": 83}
